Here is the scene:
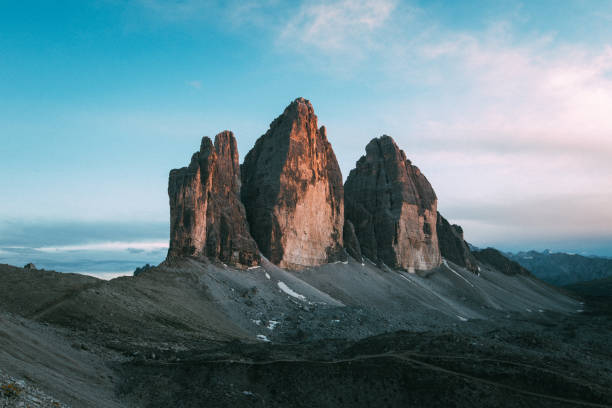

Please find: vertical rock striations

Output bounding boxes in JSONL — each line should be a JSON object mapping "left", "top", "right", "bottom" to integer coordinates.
{"left": 436, "top": 212, "right": 479, "bottom": 273}
{"left": 343, "top": 220, "right": 363, "bottom": 263}
{"left": 241, "top": 98, "right": 345, "bottom": 269}
{"left": 167, "top": 131, "right": 260, "bottom": 267}
{"left": 344, "top": 135, "right": 441, "bottom": 272}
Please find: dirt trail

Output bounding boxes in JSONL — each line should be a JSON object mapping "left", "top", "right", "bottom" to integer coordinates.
{"left": 145, "top": 351, "right": 610, "bottom": 407}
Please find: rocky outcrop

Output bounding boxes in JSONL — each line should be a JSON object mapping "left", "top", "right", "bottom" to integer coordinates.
{"left": 133, "top": 264, "right": 153, "bottom": 277}
{"left": 241, "top": 98, "right": 345, "bottom": 269}
{"left": 344, "top": 135, "right": 440, "bottom": 271}
{"left": 436, "top": 212, "right": 479, "bottom": 272}
{"left": 167, "top": 131, "right": 259, "bottom": 267}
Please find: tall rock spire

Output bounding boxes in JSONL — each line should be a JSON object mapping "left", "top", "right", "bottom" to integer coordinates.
{"left": 167, "top": 131, "right": 259, "bottom": 267}
{"left": 241, "top": 98, "right": 345, "bottom": 269}
{"left": 344, "top": 135, "right": 441, "bottom": 271}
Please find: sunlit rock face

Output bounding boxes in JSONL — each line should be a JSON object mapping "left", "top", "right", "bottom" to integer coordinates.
{"left": 241, "top": 98, "right": 345, "bottom": 269}
{"left": 344, "top": 135, "right": 441, "bottom": 272}
{"left": 436, "top": 212, "right": 479, "bottom": 273}
{"left": 167, "top": 131, "right": 260, "bottom": 267}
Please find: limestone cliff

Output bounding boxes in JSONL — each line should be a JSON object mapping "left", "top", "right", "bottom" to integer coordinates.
{"left": 167, "top": 131, "right": 259, "bottom": 267}
{"left": 344, "top": 135, "right": 441, "bottom": 271}
{"left": 241, "top": 98, "right": 345, "bottom": 269}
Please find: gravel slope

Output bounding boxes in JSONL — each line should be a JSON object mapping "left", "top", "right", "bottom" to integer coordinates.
{"left": 0, "top": 259, "right": 603, "bottom": 407}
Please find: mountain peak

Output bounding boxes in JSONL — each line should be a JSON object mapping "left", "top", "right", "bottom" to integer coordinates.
{"left": 241, "top": 98, "right": 344, "bottom": 269}
{"left": 167, "top": 131, "right": 259, "bottom": 267}
{"left": 345, "top": 135, "right": 440, "bottom": 271}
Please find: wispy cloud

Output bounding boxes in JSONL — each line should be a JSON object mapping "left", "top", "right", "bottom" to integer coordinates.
{"left": 186, "top": 79, "right": 202, "bottom": 89}
{"left": 280, "top": 0, "right": 397, "bottom": 54}
{"left": 35, "top": 241, "right": 168, "bottom": 253}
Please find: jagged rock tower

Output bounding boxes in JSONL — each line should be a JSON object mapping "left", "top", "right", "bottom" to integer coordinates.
{"left": 344, "top": 135, "right": 441, "bottom": 271}
{"left": 167, "top": 131, "right": 260, "bottom": 267}
{"left": 241, "top": 98, "right": 345, "bottom": 269}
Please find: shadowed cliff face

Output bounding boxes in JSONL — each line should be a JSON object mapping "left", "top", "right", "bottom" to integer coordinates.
{"left": 436, "top": 212, "right": 479, "bottom": 273}
{"left": 344, "top": 135, "right": 441, "bottom": 271}
{"left": 167, "top": 131, "right": 259, "bottom": 267}
{"left": 241, "top": 98, "right": 345, "bottom": 269}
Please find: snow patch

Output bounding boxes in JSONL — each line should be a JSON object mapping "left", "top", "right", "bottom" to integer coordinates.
{"left": 364, "top": 257, "right": 376, "bottom": 265}
{"left": 256, "top": 334, "right": 270, "bottom": 342}
{"left": 265, "top": 272, "right": 271, "bottom": 280}
{"left": 398, "top": 273, "right": 414, "bottom": 284}
{"left": 247, "top": 266, "right": 260, "bottom": 270}
{"left": 457, "top": 315, "right": 468, "bottom": 322}
{"left": 251, "top": 319, "right": 261, "bottom": 326}
{"left": 277, "top": 281, "right": 307, "bottom": 301}
{"left": 442, "top": 259, "right": 475, "bottom": 288}
{"left": 267, "top": 320, "right": 280, "bottom": 330}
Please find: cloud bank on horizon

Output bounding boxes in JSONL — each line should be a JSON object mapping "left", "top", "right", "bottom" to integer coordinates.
{"left": 1, "top": 0, "right": 611, "bottom": 255}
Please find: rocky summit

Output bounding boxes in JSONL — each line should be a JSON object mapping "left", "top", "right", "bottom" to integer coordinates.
{"left": 436, "top": 212, "right": 479, "bottom": 273}
{"left": 344, "top": 135, "right": 440, "bottom": 271}
{"left": 167, "top": 131, "right": 259, "bottom": 267}
{"left": 241, "top": 98, "right": 345, "bottom": 269}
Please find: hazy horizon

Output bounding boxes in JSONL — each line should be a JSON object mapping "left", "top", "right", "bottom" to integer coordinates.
{"left": 2, "top": 0, "right": 612, "bottom": 273}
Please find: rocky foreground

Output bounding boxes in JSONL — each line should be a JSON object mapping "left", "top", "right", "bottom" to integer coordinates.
{"left": 1, "top": 259, "right": 611, "bottom": 407}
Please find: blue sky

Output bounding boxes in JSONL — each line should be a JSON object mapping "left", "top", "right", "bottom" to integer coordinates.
{"left": 2, "top": 0, "right": 612, "bottom": 268}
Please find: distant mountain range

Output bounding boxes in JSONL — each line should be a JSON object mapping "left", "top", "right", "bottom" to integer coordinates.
{"left": 506, "top": 250, "right": 612, "bottom": 286}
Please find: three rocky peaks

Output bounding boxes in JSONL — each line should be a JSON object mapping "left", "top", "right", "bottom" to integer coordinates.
{"left": 167, "top": 97, "right": 475, "bottom": 271}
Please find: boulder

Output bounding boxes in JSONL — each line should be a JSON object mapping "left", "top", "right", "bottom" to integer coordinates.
{"left": 436, "top": 212, "right": 479, "bottom": 273}
{"left": 167, "top": 131, "right": 259, "bottom": 267}
{"left": 241, "top": 98, "right": 345, "bottom": 269}
{"left": 344, "top": 135, "right": 441, "bottom": 271}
